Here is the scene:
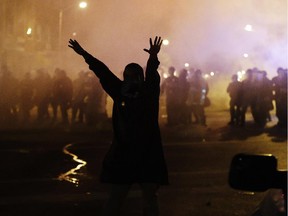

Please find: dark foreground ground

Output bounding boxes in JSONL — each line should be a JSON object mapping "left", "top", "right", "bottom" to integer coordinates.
{"left": 0, "top": 110, "right": 287, "bottom": 216}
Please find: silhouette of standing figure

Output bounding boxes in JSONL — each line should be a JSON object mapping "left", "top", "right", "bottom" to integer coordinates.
{"left": 51, "top": 69, "right": 73, "bottom": 124}
{"left": 187, "top": 69, "right": 209, "bottom": 126}
{"left": 161, "top": 66, "right": 180, "bottom": 126}
{"left": 226, "top": 74, "right": 241, "bottom": 126}
{"left": 272, "top": 68, "right": 287, "bottom": 128}
{"left": 68, "top": 37, "right": 168, "bottom": 216}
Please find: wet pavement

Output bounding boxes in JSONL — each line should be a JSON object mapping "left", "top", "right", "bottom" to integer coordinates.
{"left": 0, "top": 110, "right": 287, "bottom": 216}
{"left": 0, "top": 132, "right": 109, "bottom": 216}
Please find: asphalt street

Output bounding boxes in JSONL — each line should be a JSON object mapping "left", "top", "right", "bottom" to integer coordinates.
{"left": 0, "top": 109, "right": 287, "bottom": 216}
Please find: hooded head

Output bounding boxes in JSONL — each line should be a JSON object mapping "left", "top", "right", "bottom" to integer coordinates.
{"left": 123, "top": 63, "right": 144, "bottom": 82}
{"left": 121, "top": 63, "right": 144, "bottom": 97}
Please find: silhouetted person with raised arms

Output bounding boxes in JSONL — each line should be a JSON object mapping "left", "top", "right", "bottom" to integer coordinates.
{"left": 68, "top": 36, "right": 168, "bottom": 216}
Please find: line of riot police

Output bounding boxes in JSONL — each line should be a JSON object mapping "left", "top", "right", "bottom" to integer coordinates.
{"left": 161, "top": 67, "right": 210, "bottom": 127}
{"left": 0, "top": 64, "right": 286, "bottom": 130}
{"left": 0, "top": 65, "right": 108, "bottom": 128}
{"left": 227, "top": 67, "right": 287, "bottom": 128}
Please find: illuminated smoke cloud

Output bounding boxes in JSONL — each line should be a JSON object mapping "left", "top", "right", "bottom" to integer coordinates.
{"left": 70, "top": 0, "right": 286, "bottom": 78}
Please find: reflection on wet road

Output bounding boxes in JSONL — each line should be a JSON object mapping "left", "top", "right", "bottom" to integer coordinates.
{"left": 58, "top": 143, "right": 87, "bottom": 186}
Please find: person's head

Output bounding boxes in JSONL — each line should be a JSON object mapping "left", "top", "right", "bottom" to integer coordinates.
{"left": 36, "top": 68, "right": 47, "bottom": 77}
{"left": 255, "top": 71, "right": 264, "bottom": 81}
{"left": 277, "top": 67, "right": 284, "bottom": 74}
{"left": 179, "top": 69, "right": 188, "bottom": 80}
{"left": 231, "top": 74, "right": 238, "bottom": 82}
{"left": 60, "top": 70, "right": 67, "bottom": 77}
{"left": 261, "top": 71, "right": 268, "bottom": 81}
{"left": 277, "top": 67, "right": 285, "bottom": 79}
{"left": 194, "top": 69, "right": 202, "bottom": 78}
{"left": 123, "top": 63, "right": 144, "bottom": 83}
{"left": 168, "top": 66, "right": 176, "bottom": 76}
{"left": 246, "top": 69, "right": 253, "bottom": 80}
{"left": 121, "top": 63, "right": 144, "bottom": 97}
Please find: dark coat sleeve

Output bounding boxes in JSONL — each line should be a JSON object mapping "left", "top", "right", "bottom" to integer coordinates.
{"left": 145, "top": 56, "right": 160, "bottom": 92}
{"left": 144, "top": 56, "right": 161, "bottom": 124}
{"left": 82, "top": 51, "right": 121, "bottom": 99}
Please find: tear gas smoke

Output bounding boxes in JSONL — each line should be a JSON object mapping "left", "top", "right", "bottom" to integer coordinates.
{"left": 68, "top": 0, "right": 287, "bottom": 79}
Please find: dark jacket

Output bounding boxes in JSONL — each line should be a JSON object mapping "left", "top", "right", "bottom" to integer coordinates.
{"left": 83, "top": 52, "right": 169, "bottom": 185}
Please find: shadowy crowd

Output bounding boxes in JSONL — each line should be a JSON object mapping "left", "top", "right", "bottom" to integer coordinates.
{"left": 160, "top": 66, "right": 287, "bottom": 129}
{"left": 0, "top": 65, "right": 286, "bottom": 130}
{"left": 0, "top": 66, "right": 107, "bottom": 128}
{"left": 227, "top": 67, "right": 287, "bottom": 128}
{"left": 161, "top": 67, "right": 210, "bottom": 127}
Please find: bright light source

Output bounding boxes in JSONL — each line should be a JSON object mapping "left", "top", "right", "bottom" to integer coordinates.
{"left": 163, "top": 39, "right": 169, "bottom": 46}
{"left": 26, "top": 27, "right": 32, "bottom": 35}
{"left": 243, "top": 53, "right": 249, "bottom": 58}
{"left": 79, "top": 1, "right": 87, "bottom": 8}
{"left": 72, "top": 32, "right": 77, "bottom": 36}
{"left": 204, "top": 74, "right": 209, "bottom": 79}
{"left": 237, "top": 70, "right": 246, "bottom": 81}
{"left": 184, "top": 63, "right": 189, "bottom": 68}
{"left": 163, "top": 73, "right": 168, "bottom": 79}
{"left": 237, "top": 71, "right": 243, "bottom": 81}
{"left": 244, "top": 24, "right": 253, "bottom": 32}
{"left": 210, "top": 71, "right": 215, "bottom": 76}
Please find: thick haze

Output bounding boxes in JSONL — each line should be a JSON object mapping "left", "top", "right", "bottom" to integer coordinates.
{"left": 67, "top": 0, "right": 287, "bottom": 78}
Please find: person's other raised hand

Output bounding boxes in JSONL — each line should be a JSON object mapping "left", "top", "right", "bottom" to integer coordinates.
{"left": 68, "top": 39, "right": 85, "bottom": 55}
{"left": 144, "top": 36, "right": 163, "bottom": 56}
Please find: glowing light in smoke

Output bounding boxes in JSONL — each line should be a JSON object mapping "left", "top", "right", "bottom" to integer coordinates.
{"left": 204, "top": 74, "right": 209, "bottom": 79}
{"left": 237, "top": 70, "right": 246, "bottom": 81}
{"left": 163, "top": 39, "right": 169, "bottom": 46}
{"left": 72, "top": 32, "right": 77, "bottom": 36}
{"left": 67, "top": 1, "right": 285, "bottom": 77}
{"left": 184, "top": 63, "right": 190, "bottom": 68}
{"left": 79, "top": 1, "right": 87, "bottom": 9}
{"left": 210, "top": 71, "right": 215, "bottom": 76}
{"left": 26, "top": 27, "right": 32, "bottom": 35}
{"left": 163, "top": 73, "right": 168, "bottom": 79}
{"left": 244, "top": 24, "right": 253, "bottom": 32}
{"left": 243, "top": 53, "right": 249, "bottom": 58}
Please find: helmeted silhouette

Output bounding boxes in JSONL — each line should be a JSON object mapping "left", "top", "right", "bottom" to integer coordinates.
{"left": 161, "top": 66, "right": 180, "bottom": 126}
{"left": 272, "top": 68, "right": 287, "bottom": 128}
{"left": 226, "top": 74, "right": 241, "bottom": 126}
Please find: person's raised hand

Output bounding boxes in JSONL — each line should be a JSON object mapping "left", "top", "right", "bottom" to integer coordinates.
{"left": 68, "top": 39, "right": 85, "bottom": 55}
{"left": 144, "top": 36, "right": 163, "bottom": 56}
